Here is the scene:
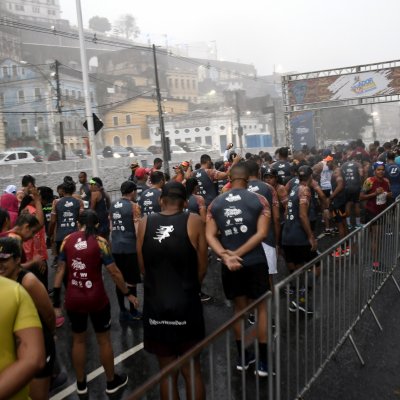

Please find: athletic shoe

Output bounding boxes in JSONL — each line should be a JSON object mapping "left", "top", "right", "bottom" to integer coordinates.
{"left": 331, "top": 247, "right": 344, "bottom": 258}
{"left": 289, "top": 290, "right": 313, "bottom": 314}
{"left": 354, "top": 223, "right": 364, "bottom": 228}
{"left": 254, "top": 360, "right": 269, "bottom": 377}
{"left": 106, "top": 373, "right": 128, "bottom": 395}
{"left": 56, "top": 315, "right": 65, "bottom": 328}
{"left": 248, "top": 314, "right": 255, "bottom": 325}
{"left": 76, "top": 378, "right": 88, "bottom": 395}
{"left": 324, "top": 228, "right": 334, "bottom": 236}
{"left": 130, "top": 309, "right": 142, "bottom": 320}
{"left": 236, "top": 352, "right": 256, "bottom": 371}
{"left": 199, "top": 292, "right": 211, "bottom": 302}
{"left": 347, "top": 224, "right": 353, "bottom": 230}
{"left": 372, "top": 262, "right": 385, "bottom": 273}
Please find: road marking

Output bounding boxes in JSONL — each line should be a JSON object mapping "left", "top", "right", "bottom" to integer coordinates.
{"left": 50, "top": 342, "right": 144, "bottom": 400}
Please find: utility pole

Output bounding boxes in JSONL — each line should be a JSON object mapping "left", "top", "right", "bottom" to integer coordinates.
{"left": 54, "top": 60, "right": 66, "bottom": 160}
{"left": 235, "top": 90, "right": 244, "bottom": 153}
{"left": 152, "top": 44, "right": 169, "bottom": 174}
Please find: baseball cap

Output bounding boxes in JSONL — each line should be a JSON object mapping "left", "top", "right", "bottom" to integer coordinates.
{"left": 264, "top": 168, "right": 278, "bottom": 177}
{"left": 324, "top": 155, "right": 334, "bottom": 162}
{"left": 135, "top": 167, "right": 148, "bottom": 180}
{"left": 322, "top": 149, "right": 332, "bottom": 157}
{"left": 4, "top": 185, "right": 17, "bottom": 194}
{"left": 0, "top": 237, "right": 21, "bottom": 259}
{"left": 298, "top": 165, "right": 313, "bottom": 178}
{"left": 181, "top": 161, "right": 190, "bottom": 168}
{"left": 161, "top": 181, "right": 186, "bottom": 200}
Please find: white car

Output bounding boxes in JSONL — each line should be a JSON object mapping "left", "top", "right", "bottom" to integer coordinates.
{"left": 170, "top": 145, "right": 187, "bottom": 154}
{"left": 0, "top": 151, "right": 36, "bottom": 164}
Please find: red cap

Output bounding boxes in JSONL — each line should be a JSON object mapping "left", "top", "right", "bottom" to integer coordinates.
{"left": 135, "top": 167, "right": 148, "bottom": 179}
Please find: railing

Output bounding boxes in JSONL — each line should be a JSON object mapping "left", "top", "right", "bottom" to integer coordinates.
{"left": 126, "top": 199, "right": 400, "bottom": 400}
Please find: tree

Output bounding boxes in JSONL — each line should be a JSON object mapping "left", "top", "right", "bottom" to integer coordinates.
{"left": 115, "top": 14, "right": 140, "bottom": 39}
{"left": 321, "top": 106, "right": 372, "bottom": 141}
{"left": 89, "top": 16, "right": 111, "bottom": 33}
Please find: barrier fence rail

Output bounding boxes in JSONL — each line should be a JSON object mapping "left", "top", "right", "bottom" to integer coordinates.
{"left": 126, "top": 198, "right": 400, "bottom": 400}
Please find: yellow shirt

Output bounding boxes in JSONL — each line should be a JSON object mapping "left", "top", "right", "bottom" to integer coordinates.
{"left": 0, "top": 276, "right": 42, "bottom": 400}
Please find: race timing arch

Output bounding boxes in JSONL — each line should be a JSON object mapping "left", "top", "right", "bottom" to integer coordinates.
{"left": 281, "top": 59, "right": 400, "bottom": 150}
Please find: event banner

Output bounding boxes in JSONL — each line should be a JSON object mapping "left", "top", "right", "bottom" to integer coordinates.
{"left": 288, "top": 67, "right": 400, "bottom": 105}
{"left": 290, "top": 111, "right": 315, "bottom": 151}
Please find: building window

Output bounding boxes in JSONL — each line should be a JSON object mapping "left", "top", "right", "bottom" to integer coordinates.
{"left": 77, "top": 91, "right": 81, "bottom": 99}
{"left": 20, "top": 119, "right": 28, "bottom": 136}
{"left": 165, "top": 131, "right": 170, "bottom": 136}
{"left": 8, "top": 3, "right": 12, "bottom": 10}
{"left": 65, "top": 89, "right": 69, "bottom": 99}
{"left": 205, "top": 127, "right": 210, "bottom": 131}
{"left": 168, "top": 78, "right": 173, "bottom": 88}
{"left": 18, "top": 90, "right": 25, "bottom": 104}
{"left": 175, "top": 130, "right": 180, "bottom": 134}
{"left": 174, "top": 79, "right": 179, "bottom": 89}
{"left": 3, "top": 66, "right": 9, "bottom": 78}
{"left": 195, "top": 128, "right": 200, "bottom": 132}
{"left": 90, "top": 92, "right": 94, "bottom": 102}
{"left": 181, "top": 79, "right": 185, "bottom": 89}
{"left": 34, "top": 88, "right": 41, "bottom": 101}
{"left": 192, "top": 80, "right": 196, "bottom": 89}
{"left": 48, "top": 9, "right": 56, "bottom": 15}
{"left": 126, "top": 115, "right": 131, "bottom": 125}
{"left": 12, "top": 65, "right": 17, "bottom": 77}
{"left": 32, "top": 6, "right": 40, "bottom": 13}
{"left": 21, "top": 68, "right": 25, "bottom": 75}
{"left": 184, "top": 129, "right": 190, "bottom": 133}
{"left": 15, "top": 4, "right": 25, "bottom": 11}
{"left": 113, "top": 116, "right": 118, "bottom": 126}
{"left": 47, "top": 0, "right": 55, "bottom": 4}
{"left": 71, "top": 90, "right": 76, "bottom": 99}
{"left": 187, "top": 79, "right": 190, "bottom": 89}
{"left": 126, "top": 135, "right": 132, "bottom": 146}
{"left": 195, "top": 137, "right": 202, "bottom": 143}
{"left": 0, "top": 93, "right": 4, "bottom": 107}
{"left": 220, "top": 125, "right": 225, "bottom": 130}
{"left": 113, "top": 136, "right": 120, "bottom": 146}
{"left": 205, "top": 136, "right": 212, "bottom": 145}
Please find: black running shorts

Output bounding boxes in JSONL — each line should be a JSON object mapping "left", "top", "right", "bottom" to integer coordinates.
{"left": 67, "top": 303, "right": 111, "bottom": 334}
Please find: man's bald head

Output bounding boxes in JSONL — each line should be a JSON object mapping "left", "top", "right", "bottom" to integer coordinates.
{"left": 230, "top": 163, "right": 250, "bottom": 186}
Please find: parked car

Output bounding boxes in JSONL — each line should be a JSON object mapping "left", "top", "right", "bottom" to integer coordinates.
{"left": 10, "top": 147, "right": 44, "bottom": 162}
{"left": 126, "top": 146, "right": 153, "bottom": 156}
{"left": 147, "top": 145, "right": 163, "bottom": 155}
{"left": 102, "top": 146, "right": 132, "bottom": 158}
{"left": 170, "top": 145, "right": 187, "bottom": 154}
{"left": 0, "top": 150, "right": 36, "bottom": 164}
{"left": 73, "top": 149, "right": 86, "bottom": 159}
{"left": 177, "top": 142, "right": 206, "bottom": 152}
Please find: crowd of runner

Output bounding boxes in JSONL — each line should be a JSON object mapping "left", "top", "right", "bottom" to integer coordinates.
{"left": 0, "top": 137, "right": 398, "bottom": 399}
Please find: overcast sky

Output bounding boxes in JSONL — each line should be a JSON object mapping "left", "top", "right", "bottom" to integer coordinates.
{"left": 60, "top": 0, "right": 400, "bottom": 75}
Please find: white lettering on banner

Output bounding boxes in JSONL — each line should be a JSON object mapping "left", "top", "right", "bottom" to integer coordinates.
{"left": 224, "top": 207, "right": 242, "bottom": 218}
{"left": 114, "top": 201, "right": 123, "bottom": 208}
{"left": 72, "top": 258, "right": 86, "bottom": 270}
{"left": 153, "top": 225, "right": 174, "bottom": 243}
{"left": 328, "top": 70, "right": 394, "bottom": 100}
{"left": 74, "top": 238, "right": 87, "bottom": 251}
{"left": 225, "top": 193, "right": 242, "bottom": 202}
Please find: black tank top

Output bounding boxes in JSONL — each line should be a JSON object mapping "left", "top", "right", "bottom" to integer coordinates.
{"left": 142, "top": 212, "right": 204, "bottom": 344}
{"left": 194, "top": 168, "right": 217, "bottom": 207}
{"left": 95, "top": 191, "right": 109, "bottom": 236}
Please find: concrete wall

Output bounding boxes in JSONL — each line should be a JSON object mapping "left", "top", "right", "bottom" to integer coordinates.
{"left": 0, "top": 151, "right": 221, "bottom": 192}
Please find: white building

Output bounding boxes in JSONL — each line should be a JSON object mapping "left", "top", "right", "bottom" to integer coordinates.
{"left": 148, "top": 110, "right": 270, "bottom": 153}
{"left": 3, "top": 0, "right": 61, "bottom": 24}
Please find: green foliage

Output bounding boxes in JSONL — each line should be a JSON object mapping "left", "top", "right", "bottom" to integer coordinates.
{"left": 89, "top": 16, "right": 111, "bottom": 33}
{"left": 321, "top": 106, "right": 372, "bottom": 140}
{"left": 115, "top": 14, "right": 140, "bottom": 39}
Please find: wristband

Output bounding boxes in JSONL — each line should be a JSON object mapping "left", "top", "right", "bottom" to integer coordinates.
{"left": 53, "top": 287, "right": 61, "bottom": 308}
{"left": 123, "top": 287, "right": 133, "bottom": 297}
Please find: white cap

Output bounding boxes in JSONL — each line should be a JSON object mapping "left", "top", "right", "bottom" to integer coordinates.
{"left": 4, "top": 185, "right": 17, "bottom": 194}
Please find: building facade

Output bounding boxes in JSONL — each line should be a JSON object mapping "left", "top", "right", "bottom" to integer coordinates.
{"left": 2, "top": 0, "right": 61, "bottom": 24}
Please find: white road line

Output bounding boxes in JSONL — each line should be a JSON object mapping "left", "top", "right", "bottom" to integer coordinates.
{"left": 50, "top": 342, "right": 144, "bottom": 400}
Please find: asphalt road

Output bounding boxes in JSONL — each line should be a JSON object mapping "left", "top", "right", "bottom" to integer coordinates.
{"left": 48, "top": 224, "right": 400, "bottom": 400}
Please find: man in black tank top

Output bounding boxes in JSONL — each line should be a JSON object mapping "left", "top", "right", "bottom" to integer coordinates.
{"left": 138, "top": 171, "right": 164, "bottom": 216}
{"left": 137, "top": 182, "right": 207, "bottom": 400}
{"left": 206, "top": 163, "right": 272, "bottom": 377}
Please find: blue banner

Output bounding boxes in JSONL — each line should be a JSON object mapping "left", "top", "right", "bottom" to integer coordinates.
{"left": 290, "top": 111, "right": 316, "bottom": 151}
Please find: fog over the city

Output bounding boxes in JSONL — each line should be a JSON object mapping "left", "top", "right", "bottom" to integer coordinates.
{"left": 60, "top": 0, "right": 400, "bottom": 75}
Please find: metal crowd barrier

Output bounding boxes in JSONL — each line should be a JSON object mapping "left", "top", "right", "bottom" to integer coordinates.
{"left": 125, "top": 199, "right": 400, "bottom": 400}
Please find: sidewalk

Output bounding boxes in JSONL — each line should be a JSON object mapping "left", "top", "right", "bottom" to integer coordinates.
{"left": 306, "top": 269, "right": 400, "bottom": 400}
